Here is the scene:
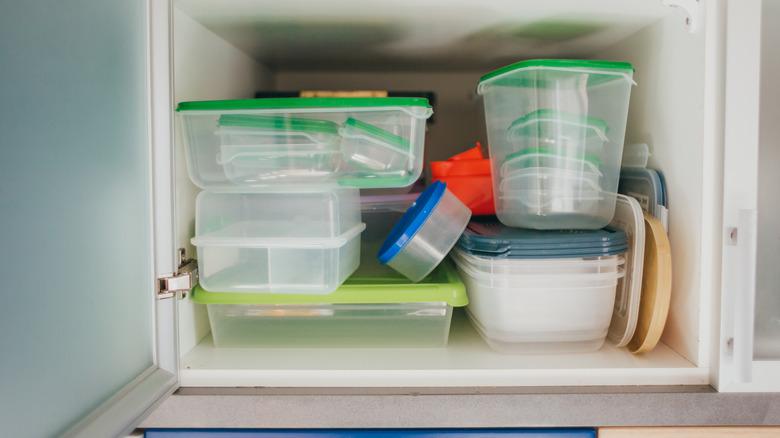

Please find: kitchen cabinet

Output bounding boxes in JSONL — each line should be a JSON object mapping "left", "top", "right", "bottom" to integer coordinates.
{"left": 2, "top": 0, "right": 780, "bottom": 436}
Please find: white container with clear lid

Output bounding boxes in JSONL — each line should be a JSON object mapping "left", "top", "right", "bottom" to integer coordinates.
{"left": 191, "top": 186, "right": 364, "bottom": 294}
{"left": 177, "top": 97, "right": 433, "bottom": 189}
{"left": 477, "top": 59, "right": 634, "bottom": 230}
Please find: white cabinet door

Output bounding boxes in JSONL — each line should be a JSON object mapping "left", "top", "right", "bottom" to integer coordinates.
{"left": 718, "top": 0, "right": 780, "bottom": 392}
{"left": 0, "top": 0, "right": 177, "bottom": 436}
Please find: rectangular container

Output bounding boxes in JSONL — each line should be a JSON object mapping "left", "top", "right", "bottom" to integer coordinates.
{"left": 477, "top": 60, "right": 634, "bottom": 230}
{"left": 191, "top": 260, "right": 468, "bottom": 348}
{"left": 176, "top": 97, "right": 433, "bottom": 189}
{"left": 191, "top": 187, "right": 364, "bottom": 294}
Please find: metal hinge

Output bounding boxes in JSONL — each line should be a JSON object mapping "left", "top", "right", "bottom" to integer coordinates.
{"left": 157, "top": 248, "right": 198, "bottom": 300}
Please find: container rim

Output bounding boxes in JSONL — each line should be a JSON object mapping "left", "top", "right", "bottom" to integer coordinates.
{"left": 176, "top": 97, "right": 432, "bottom": 112}
{"left": 477, "top": 59, "right": 635, "bottom": 87}
{"left": 341, "top": 117, "right": 411, "bottom": 151}
{"left": 191, "top": 223, "right": 365, "bottom": 249}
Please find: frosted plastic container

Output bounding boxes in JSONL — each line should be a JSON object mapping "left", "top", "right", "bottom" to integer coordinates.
{"left": 191, "top": 187, "right": 364, "bottom": 294}
{"left": 477, "top": 59, "right": 634, "bottom": 230}
{"left": 621, "top": 143, "right": 651, "bottom": 168}
{"left": 378, "top": 182, "right": 471, "bottom": 282}
{"left": 177, "top": 97, "right": 433, "bottom": 189}
{"left": 455, "top": 258, "right": 624, "bottom": 353}
{"left": 452, "top": 248, "right": 623, "bottom": 276}
{"left": 190, "top": 260, "right": 467, "bottom": 348}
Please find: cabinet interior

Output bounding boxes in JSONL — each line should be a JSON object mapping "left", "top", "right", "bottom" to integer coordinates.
{"left": 170, "top": 0, "right": 721, "bottom": 388}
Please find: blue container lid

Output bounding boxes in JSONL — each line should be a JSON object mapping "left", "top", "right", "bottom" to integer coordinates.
{"left": 378, "top": 181, "right": 446, "bottom": 264}
{"left": 457, "top": 219, "right": 627, "bottom": 258}
{"left": 619, "top": 168, "right": 665, "bottom": 211}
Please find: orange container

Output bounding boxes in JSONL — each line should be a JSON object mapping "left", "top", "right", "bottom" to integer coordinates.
{"left": 430, "top": 143, "right": 495, "bottom": 215}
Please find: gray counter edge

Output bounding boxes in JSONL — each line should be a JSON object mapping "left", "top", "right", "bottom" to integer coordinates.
{"left": 140, "top": 386, "right": 780, "bottom": 428}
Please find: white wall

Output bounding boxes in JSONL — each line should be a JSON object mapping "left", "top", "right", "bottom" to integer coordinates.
{"left": 173, "top": 8, "right": 271, "bottom": 355}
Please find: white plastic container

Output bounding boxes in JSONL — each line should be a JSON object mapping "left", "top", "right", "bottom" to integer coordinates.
{"left": 477, "top": 60, "right": 634, "bottom": 230}
{"left": 378, "top": 182, "right": 471, "bottom": 282}
{"left": 177, "top": 97, "right": 433, "bottom": 189}
{"left": 456, "top": 258, "right": 625, "bottom": 353}
{"left": 191, "top": 187, "right": 364, "bottom": 294}
{"left": 452, "top": 248, "right": 623, "bottom": 276}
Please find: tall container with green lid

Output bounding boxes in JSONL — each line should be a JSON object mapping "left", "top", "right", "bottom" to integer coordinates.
{"left": 176, "top": 97, "right": 433, "bottom": 189}
{"left": 477, "top": 60, "right": 635, "bottom": 230}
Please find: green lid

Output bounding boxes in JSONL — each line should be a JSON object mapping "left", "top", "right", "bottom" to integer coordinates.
{"left": 479, "top": 59, "right": 634, "bottom": 85}
{"left": 342, "top": 118, "right": 410, "bottom": 151}
{"left": 504, "top": 147, "right": 603, "bottom": 167}
{"left": 177, "top": 97, "right": 431, "bottom": 112}
{"left": 191, "top": 260, "right": 467, "bottom": 306}
{"left": 508, "top": 109, "right": 608, "bottom": 138}
{"left": 218, "top": 115, "right": 340, "bottom": 135}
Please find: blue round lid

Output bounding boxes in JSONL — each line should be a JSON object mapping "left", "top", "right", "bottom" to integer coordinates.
{"left": 377, "top": 181, "right": 447, "bottom": 264}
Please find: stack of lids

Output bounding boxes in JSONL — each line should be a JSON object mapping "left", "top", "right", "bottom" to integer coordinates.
{"left": 457, "top": 218, "right": 628, "bottom": 259}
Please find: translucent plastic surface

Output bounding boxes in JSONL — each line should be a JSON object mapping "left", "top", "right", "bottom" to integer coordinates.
{"left": 207, "top": 302, "right": 453, "bottom": 348}
{"left": 179, "top": 102, "right": 432, "bottom": 189}
{"left": 386, "top": 189, "right": 472, "bottom": 282}
{"left": 479, "top": 64, "right": 633, "bottom": 229}
{"left": 455, "top": 254, "right": 624, "bottom": 353}
{"left": 192, "top": 188, "right": 364, "bottom": 294}
{"left": 452, "top": 249, "right": 623, "bottom": 276}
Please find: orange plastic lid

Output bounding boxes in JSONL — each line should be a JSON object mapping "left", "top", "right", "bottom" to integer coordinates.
{"left": 449, "top": 143, "right": 486, "bottom": 161}
{"left": 430, "top": 142, "right": 491, "bottom": 177}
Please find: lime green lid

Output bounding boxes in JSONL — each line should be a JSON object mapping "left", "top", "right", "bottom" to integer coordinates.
{"left": 508, "top": 109, "right": 608, "bottom": 137}
{"left": 342, "top": 118, "right": 410, "bottom": 151}
{"left": 191, "top": 260, "right": 467, "bottom": 306}
{"left": 218, "top": 115, "right": 339, "bottom": 135}
{"left": 177, "top": 97, "right": 431, "bottom": 112}
{"left": 505, "top": 147, "right": 603, "bottom": 167}
{"left": 479, "top": 59, "right": 634, "bottom": 85}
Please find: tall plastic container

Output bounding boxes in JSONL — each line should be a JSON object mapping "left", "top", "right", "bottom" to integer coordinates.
{"left": 477, "top": 59, "right": 634, "bottom": 230}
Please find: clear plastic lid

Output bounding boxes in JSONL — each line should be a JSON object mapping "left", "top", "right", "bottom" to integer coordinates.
{"left": 457, "top": 218, "right": 628, "bottom": 257}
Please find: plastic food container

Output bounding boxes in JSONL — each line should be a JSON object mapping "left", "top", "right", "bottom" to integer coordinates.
{"left": 191, "top": 187, "right": 364, "bottom": 294}
{"left": 215, "top": 115, "right": 342, "bottom": 184}
{"left": 190, "top": 260, "right": 467, "bottom": 348}
{"left": 452, "top": 218, "right": 628, "bottom": 353}
{"left": 378, "top": 181, "right": 471, "bottom": 282}
{"left": 430, "top": 143, "right": 495, "bottom": 215}
{"left": 177, "top": 97, "right": 433, "bottom": 189}
{"left": 621, "top": 143, "right": 651, "bottom": 168}
{"left": 477, "top": 59, "right": 634, "bottom": 230}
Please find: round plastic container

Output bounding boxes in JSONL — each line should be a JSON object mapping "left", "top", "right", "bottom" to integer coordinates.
{"left": 340, "top": 117, "right": 413, "bottom": 174}
{"left": 378, "top": 181, "right": 471, "bottom": 282}
{"left": 477, "top": 59, "right": 634, "bottom": 230}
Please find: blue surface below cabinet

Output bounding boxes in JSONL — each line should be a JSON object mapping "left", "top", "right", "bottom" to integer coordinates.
{"left": 144, "top": 429, "right": 596, "bottom": 438}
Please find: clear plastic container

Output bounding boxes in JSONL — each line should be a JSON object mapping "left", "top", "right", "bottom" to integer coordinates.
{"left": 621, "top": 143, "right": 651, "bottom": 168}
{"left": 378, "top": 182, "right": 472, "bottom": 282}
{"left": 190, "top": 260, "right": 467, "bottom": 348}
{"left": 455, "top": 258, "right": 624, "bottom": 353}
{"left": 191, "top": 187, "right": 364, "bottom": 294}
{"left": 477, "top": 60, "right": 635, "bottom": 230}
{"left": 215, "top": 115, "right": 342, "bottom": 184}
{"left": 452, "top": 248, "right": 624, "bottom": 276}
{"left": 177, "top": 97, "right": 433, "bottom": 189}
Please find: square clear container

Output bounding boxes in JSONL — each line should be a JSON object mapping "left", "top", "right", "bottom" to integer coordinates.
{"left": 455, "top": 258, "right": 624, "bottom": 353}
{"left": 177, "top": 97, "right": 433, "bottom": 189}
{"left": 191, "top": 187, "right": 364, "bottom": 294}
{"left": 190, "top": 260, "right": 468, "bottom": 348}
{"left": 477, "top": 60, "right": 634, "bottom": 230}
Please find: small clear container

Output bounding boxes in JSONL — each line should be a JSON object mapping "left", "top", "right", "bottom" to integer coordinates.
{"left": 190, "top": 260, "right": 467, "bottom": 348}
{"left": 215, "top": 115, "right": 342, "bottom": 184}
{"left": 340, "top": 117, "right": 414, "bottom": 175}
{"left": 378, "top": 182, "right": 472, "bottom": 282}
{"left": 177, "top": 97, "right": 432, "bottom": 189}
{"left": 477, "top": 59, "right": 634, "bottom": 230}
{"left": 191, "top": 187, "right": 364, "bottom": 294}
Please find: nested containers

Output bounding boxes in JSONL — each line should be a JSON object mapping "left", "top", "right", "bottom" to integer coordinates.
{"left": 454, "top": 219, "right": 628, "bottom": 353}
{"left": 191, "top": 187, "right": 364, "bottom": 294}
{"left": 477, "top": 60, "right": 634, "bottom": 230}
{"left": 176, "top": 97, "right": 433, "bottom": 189}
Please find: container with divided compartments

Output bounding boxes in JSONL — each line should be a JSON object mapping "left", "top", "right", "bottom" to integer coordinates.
{"left": 191, "top": 187, "right": 364, "bottom": 295}
{"left": 477, "top": 60, "right": 634, "bottom": 230}
{"left": 176, "top": 97, "right": 432, "bottom": 189}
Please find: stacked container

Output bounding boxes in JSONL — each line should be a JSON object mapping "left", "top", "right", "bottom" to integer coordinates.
{"left": 177, "top": 97, "right": 433, "bottom": 296}
{"left": 477, "top": 59, "right": 634, "bottom": 230}
{"left": 191, "top": 193, "right": 467, "bottom": 348}
{"left": 453, "top": 220, "right": 627, "bottom": 353}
